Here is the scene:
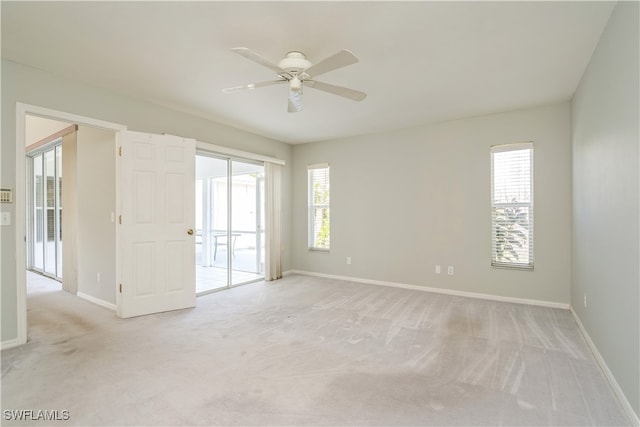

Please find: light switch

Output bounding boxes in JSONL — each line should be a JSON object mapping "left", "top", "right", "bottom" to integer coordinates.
{"left": 0, "top": 189, "right": 12, "bottom": 203}
{"left": 1, "top": 212, "right": 11, "bottom": 226}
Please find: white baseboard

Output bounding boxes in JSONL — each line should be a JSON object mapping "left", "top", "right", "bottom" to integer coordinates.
{"left": 1, "top": 338, "right": 19, "bottom": 351}
{"left": 570, "top": 307, "right": 640, "bottom": 426}
{"left": 285, "top": 270, "right": 570, "bottom": 309}
{"left": 77, "top": 292, "right": 116, "bottom": 311}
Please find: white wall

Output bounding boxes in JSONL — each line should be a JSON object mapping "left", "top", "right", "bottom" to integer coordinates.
{"left": 292, "top": 102, "right": 572, "bottom": 304}
{"left": 76, "top": 126, "right": 117, "bottom": 305}
{"left": 1, "top": 59, "right": 292, "bottom": 344}
{"left": 61, "top": 131, "right": 79, "bottom": 295}
{"left": 571, "top": 1, "right": 639, "bottom": 417}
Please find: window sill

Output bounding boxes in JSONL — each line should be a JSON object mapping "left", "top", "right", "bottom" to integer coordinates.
{"left": 491, "top": 263, "right": 534, "bottom": 271}
{"left": 309, "top": 247, "right": 330, "bottom": 253}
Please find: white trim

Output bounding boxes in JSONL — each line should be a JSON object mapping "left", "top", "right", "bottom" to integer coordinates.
{"left": 195, "top": 140, "right": 285, "bottom": 166}
{"left": 570, "top": 307, "right": 640, "bottom": 426}
{"left": 15, "top": 102, "right": 127, "bottom": 347}
{"left": 1, "top": 338, "right": 20, "bottom": 351}
{"left": 77, "top": 292, "right": 117, "bottom": 312}
{"left": 307, "top": 162, "right": 329, "bottom": 170}
{"left": 286, "top": 270, "right": 570, "bottom": 309}
{"left": 490, "top": 141, "right": 534, "bottom": 153}
{"left": 115, "top": 132, "right": 122, "bottom": 317}
{"left": 22, "top": 104, "right": 127, "bottom": 132}
{"left": 15, "top": 107, "right": 28, "bottom": 347}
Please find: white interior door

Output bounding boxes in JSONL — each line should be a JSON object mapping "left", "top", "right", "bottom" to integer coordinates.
{"left": 118, "top": 131, "right": 196, "bottom": 318}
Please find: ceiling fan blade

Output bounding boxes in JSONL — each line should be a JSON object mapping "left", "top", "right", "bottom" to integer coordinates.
{"left": 305, "top": 49, "right": 359, "bottom": 78}
{"left": 222, "top": 80, "right": 287, "bottom": 93}
{"left": 288, "top": 90, "right": 303, "bottom": 113}
{"left": 231, "top": 47, "right": 286, "bottom": 75}
{"left": 305, "top": 80, "right": 367, "bottom": 101}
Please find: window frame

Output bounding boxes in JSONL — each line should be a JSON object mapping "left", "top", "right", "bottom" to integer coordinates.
{"left": 490, "top": 142, "right": 534, "bottom": 270}
{"left": 307, "top": 163, "right": 330, "bottom": 251}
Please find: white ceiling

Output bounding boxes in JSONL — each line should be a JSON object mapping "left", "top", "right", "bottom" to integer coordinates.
{"left": 2, "top": 1, "right": 614, "bottom": 144}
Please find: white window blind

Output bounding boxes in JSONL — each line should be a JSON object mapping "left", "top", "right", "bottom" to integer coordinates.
{"left": 491, "top": 143, "right": 533, "bottom": 269}
{"left": 308, "top": 163, "right": 330, "bottom": 250}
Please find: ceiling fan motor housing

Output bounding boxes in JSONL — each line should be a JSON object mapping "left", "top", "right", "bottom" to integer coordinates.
{"left": 278, "top": 51, "right": 311, "bottom": 75}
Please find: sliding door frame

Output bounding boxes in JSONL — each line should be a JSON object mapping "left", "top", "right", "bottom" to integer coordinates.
{"left": 26, "top": 140, "right": 64, "bottom": 280}
{"left": 195, "top": 149, "right": 267, "bottom": 295}
{"left": 230, "top": 157, "right": 265, "bottom": 287}
{"left": 196, "top": 151, "right": 230, "bottom": 294}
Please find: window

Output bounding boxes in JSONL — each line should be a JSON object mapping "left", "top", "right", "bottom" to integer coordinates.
{"left": 308, "top": 163, "right": 330, "bottom": 250}
{"left": 491, "top": 143, "right": 533, "bottom": 269}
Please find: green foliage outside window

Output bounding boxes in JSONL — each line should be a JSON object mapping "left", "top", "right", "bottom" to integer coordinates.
{"left": 493, "top": 201, "right": 529, "bottom": 263}
{"left": 313, "top": 181, "right": 330, "bottom": 248}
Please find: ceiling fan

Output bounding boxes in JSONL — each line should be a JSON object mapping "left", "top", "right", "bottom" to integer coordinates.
{"left": 222, "top": 47, "right": 367, "bottom": 113}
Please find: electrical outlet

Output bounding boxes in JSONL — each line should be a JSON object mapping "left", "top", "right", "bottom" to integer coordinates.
{"left": 346, "top": 257, "right": 352, "bottom": 265}
{"left": 584, "top": 293, "right": 587, "bottom": 308}
{"left": 435, "top": 265, "right": 441, "bottom": 274}
{"left": 448, "top": 266, "right": 454, "bottom": 275}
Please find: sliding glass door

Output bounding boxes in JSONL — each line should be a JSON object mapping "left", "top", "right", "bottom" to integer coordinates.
{"left": 195, "top": 155, "right": 228, "bottom": 292}
{"left": 28, "top": 143, "right": 63, "bottom": 280}
{"left": 230, "top": 160, "right": 265, "bottom": 286}
{"left": 195, "top": 154, "right": 264, "bottom": 294}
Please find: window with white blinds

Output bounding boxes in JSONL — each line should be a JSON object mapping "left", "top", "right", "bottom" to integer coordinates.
{"left": 490, "top": 143, "right": 533, "bottom": 269}
{"left": 308, "top": 163, "right": 330, "bottom": 250}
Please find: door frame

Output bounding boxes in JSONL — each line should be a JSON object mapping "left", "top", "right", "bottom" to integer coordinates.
{"left": 14, "top": 102, "right": 127, "bottom": 346}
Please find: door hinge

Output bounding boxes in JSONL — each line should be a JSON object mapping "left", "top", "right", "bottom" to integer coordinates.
{"left": 119, "top": 283, "right": 122, "bottom": 293}
{"left": 118, "top": 215, "right": 122, "bottom": 224}
{"left": 118, "top": 146, "right": 122, "bottom": 156}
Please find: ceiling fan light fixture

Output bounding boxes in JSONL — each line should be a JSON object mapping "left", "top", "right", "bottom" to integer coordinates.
{"left": 289, "top": 76, "right": 302, "bottom": 92}
{"left": 288, "top": 90, "right": 303, "bottom": 113}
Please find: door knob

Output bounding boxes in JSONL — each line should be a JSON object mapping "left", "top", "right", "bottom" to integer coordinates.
{"left": 187, "top": 229, "right": 194, "bottom": 235}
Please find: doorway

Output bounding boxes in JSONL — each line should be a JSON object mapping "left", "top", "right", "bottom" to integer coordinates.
{"left": 24, "top": 115, "right": 118, "bottom": 303}
{"left": 195, "top": 153, "right": 265, "bottom": 294}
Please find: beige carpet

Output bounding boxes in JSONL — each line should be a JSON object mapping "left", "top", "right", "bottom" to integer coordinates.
{"left": 1, "top": 273, "right": 629, "bottom": 426}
